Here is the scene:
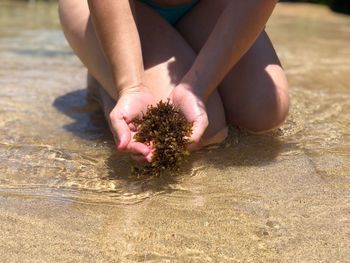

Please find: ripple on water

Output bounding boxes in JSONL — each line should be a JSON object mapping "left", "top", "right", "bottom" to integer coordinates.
{"left": 278, "top": 87, "right": 350, "bottom": 155}
{"left": 1, "top": 85, "right": 349, "bottom": 205}
{"left": 0, "top": 4, "right": 349, "bottom": 208}
{"left": 0, "top": 143, "right": 186, "bottom": 205}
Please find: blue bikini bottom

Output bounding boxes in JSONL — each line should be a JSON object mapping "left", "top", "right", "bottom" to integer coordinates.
{"left": 141, "top": 0, "right": 198, "bottom": 25}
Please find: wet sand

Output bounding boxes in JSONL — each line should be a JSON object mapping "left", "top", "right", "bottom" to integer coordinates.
{"left": 0, "top": 1, "right": 349, "bottom": 262}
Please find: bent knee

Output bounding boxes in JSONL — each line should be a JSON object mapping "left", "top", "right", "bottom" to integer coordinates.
{"left": 228, "top": 78, "right": 289, "bottom": 134}
{"left": 58, "top": 0, "right": 89, "bottom": 39}
{"left": 242, "top": 86, "right": 289, "bottom": 133}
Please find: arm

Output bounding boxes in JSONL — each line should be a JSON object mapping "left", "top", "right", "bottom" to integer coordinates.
{"left": 170, "top": 0, "right": 277, "bottom": 145}
{"left": 87, "top": 0, "right": 144, "bottom": 99}
{"left": 88, "top": 0, "right": 154, "bottom": 158}
{"left": 180, "top": 0, "right": 278, "bottom": 101}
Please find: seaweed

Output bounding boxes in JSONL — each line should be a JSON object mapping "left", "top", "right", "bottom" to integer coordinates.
{"left": 132, "top": 100, "right": 193, "bottom": 177}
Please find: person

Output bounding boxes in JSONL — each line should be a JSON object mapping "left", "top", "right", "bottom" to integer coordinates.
{"left": 58, "top": 0, "right": 289, "bottom": 162}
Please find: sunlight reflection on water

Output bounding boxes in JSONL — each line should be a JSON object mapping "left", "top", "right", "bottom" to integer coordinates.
{"left": 0, "top": 2, "right": 349, "bottom": 261}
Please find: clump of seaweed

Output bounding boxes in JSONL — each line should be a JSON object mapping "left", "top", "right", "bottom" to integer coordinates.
{"left": 132, "top": 100, "right": 193, "bottom": 177}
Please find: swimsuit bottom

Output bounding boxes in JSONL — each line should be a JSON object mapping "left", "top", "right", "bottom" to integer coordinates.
{"left": 141, "top": 0, "right": 198, "bottom": 25}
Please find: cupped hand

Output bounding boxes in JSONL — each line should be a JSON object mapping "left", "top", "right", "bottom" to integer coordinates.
{"left": 109, "top": 85, "right": 155, "bottom": 161}
{"left": 170, "top": 84, "right": 209, "bottom": 150}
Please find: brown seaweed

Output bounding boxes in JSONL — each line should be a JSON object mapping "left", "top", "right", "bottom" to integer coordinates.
{"left": 132, "top": 100, "right": 193, "bottom": 177}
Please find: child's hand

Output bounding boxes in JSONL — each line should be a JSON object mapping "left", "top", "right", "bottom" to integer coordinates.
{"left": 109, "top": 85, "right": 154, "bottom": 161}
{"left": 170, "top": 84, "right": 209, "bottom": 150}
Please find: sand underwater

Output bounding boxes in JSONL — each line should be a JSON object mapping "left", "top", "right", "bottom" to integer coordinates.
{"left": 0, "top": 1, "right": 349, "bottom": 262}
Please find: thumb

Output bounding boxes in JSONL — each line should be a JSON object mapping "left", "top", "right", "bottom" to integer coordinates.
{"left": 189, "top": 113, "right": 209, "bottom": 147}
{"left": 109, "top": 110, "right": 131, "bottom": 150}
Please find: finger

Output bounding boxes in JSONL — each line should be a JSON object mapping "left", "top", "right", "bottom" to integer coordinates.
{"left": 188, "top": 140, "right": 205, "bottom": 151}
{"left": 144, "top": 150, "right": 154, "bottom": 163}
{"left": 126, "top": 141, "right": 151, "bottom": 156}
{"left": 190, "top": 114, "right": 209, "bottom": 147}
{"left": 110, "top": 111, "right": 131, "bottom": 150}
{"left": 128, "top": 122, "right": 137, "bottom": 132}
{"left": 131, "top": 150, "right": 153, "bottom": 163}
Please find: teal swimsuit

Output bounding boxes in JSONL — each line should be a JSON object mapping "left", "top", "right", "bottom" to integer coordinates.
{"left": 141, "top": 0, "right": 198, "bottom": 25}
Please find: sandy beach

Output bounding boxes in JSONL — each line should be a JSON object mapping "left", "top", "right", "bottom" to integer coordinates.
{"left": 0, "top": 1, "right": 349, "bottom": 262}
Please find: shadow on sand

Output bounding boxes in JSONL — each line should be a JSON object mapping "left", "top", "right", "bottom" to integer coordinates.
{"left": 53, "top": 88, "right": 286, "bottom": 195}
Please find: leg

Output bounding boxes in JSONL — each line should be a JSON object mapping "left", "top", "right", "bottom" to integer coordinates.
{"left": 59, "top": 0, "right": 228, "bottom": 146}
{"left": 177, "top": 0, "right": 289, "bottom": 133}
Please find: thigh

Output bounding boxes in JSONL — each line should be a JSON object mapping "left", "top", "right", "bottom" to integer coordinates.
{"left": 58, "top": 0, "right": 227, "bottom": 141}
{"left": 177, "top": 0, "right": 289, "bottom": 132}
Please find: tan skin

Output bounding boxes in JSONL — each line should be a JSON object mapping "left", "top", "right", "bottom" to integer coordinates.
{"left": 59, "top": 0, "right": 289, "bottom": 162}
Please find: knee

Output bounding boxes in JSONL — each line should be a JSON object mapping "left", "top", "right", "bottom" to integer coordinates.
{"left": 58, "top": 1, "right": 75, "bottom": 37}
{"left": 243, "top": 84, "right": 289, "bottom": 133}
{"left": 58, "top": 0, "right": 88, "bottom": 40}
{"left": 58, "top": 0, "right": 73, "bottom": 28}
{"left": 229, "top": 76, "right": 289, "bottom": 133}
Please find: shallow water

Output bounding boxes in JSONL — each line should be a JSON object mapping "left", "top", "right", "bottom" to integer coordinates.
{"left": 0, "top": 1, "right": 349, "bottom": 261}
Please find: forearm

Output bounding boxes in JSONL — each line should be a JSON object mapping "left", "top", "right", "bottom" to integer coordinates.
{"left": 181, "top": 0, "right": 277, "bottom": 101}
{"left": 88, "top": 0, "right": 143, "bottom": 95}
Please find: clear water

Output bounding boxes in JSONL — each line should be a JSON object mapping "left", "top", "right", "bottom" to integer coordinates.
{"left": 0, "top": 1, "right": 349, "bottom": 261}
